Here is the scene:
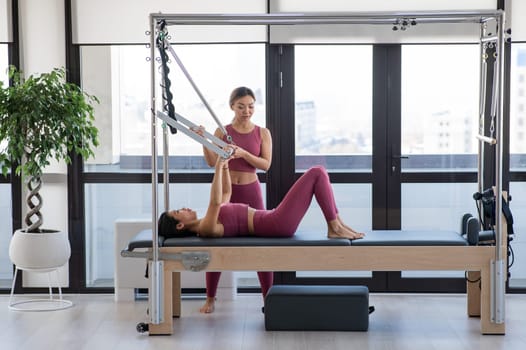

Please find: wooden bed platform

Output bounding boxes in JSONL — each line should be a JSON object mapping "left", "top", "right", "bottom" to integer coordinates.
{"left": 123, "top": 229, "right": 507, "bottom": 335}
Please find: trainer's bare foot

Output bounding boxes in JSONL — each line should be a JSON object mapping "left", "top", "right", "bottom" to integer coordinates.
{"left": 328, "top": 220, "right": 365, "bottom": 240}
{"left": 199, "top": 297, "right": 216, "bottom": 314}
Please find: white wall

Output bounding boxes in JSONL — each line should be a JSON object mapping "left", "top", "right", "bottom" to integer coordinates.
{"left": 510, "top": 0, "right": 526, "bottom": 42}
{"left": 271, "top": 0, "right": 497, "bottom": 12}
{"left": 17, "top": 0, "right": 69, "bottom": 287}
{"left": 0, "top": 0, "right": 12, "bottom": 43}
{"left": 71, "top": 0, "right": 267, "bottom": 44}
{"left": 18, "top": 0, "right": 66, "bottom": 74}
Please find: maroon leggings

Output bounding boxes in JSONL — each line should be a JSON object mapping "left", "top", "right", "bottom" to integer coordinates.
{"left": 206, "top": 180, "right": 273, "bottom": 298}
{"left": 253, "top": 166, "right": 338, "bottom": 237}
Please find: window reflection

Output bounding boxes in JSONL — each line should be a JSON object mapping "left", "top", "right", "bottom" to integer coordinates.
{"left": 401, "top": 44, "right": 479, "bottom": 172}
{"left": 402, "top": 182, "right": 477, "bottom": 230}
{"left": 508, "top": 182, "right": 526, "bottom": 288}
{"left": 81, "top": 44, "right": 266, "bottom": 172}
{"left": 0, "top": 44, "right": 7, "bottom": 171}
{"left": 0, "top": 184, "right": 13, "bottom": 288}
{"left": 84, "top": 182, "right": 266, "bottom": 287}
{"left": 0, "top": 45, "right": 11, "bottom": 288}
{"left": 401, "top": 182, "right": 478, "bottom": 279}
{"left": 80, "top": 43, "right": 267, "bottom": 287}
{"left": 294, "top": 45, "right": 373, "bottom": 172}
{"left": 511, "top": 43, "right": 526, "bottom": 169}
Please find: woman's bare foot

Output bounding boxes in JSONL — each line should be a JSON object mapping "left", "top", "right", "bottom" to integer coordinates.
{"left": 199, "top": 297, "right": 216, "bottom": 313}
{"left": 327, "top": 220, "right": 365, "bottom": 240}
{"left": 336, "top": 215, "right": 364, "bottom": 236}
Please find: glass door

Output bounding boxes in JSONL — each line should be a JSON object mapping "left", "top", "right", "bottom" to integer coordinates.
{"left": 291, "top": 45, "right": 376, "bottom": 285}
{"left": 279, "top": 43, "right": 483, "bottom": 292}
{"left": 392, "top": 44, "right": 481, "bottom": 291}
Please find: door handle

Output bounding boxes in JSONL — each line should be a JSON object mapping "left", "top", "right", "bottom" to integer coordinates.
{"left": 391, "top": 154, "right": 409, "bottom": 173}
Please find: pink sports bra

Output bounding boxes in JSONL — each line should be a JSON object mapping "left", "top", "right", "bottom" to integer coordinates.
{"left": 218, "top": 203, "right": 249, "bottom": 237}
{"left": 223, "top": 124, "right": 261, "bottom": 173}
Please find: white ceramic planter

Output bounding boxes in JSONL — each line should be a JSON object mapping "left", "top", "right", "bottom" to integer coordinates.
{"left": 9, "top": 229, "right": 71, "bottom": 271}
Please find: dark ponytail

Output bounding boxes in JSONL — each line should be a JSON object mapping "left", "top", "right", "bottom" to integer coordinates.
{"left": 158, "top": 212, "right": 195, "bottom": 238}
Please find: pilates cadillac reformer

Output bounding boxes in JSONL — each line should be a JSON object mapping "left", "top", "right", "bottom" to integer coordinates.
{"left": 121, "top": 10, "right": 512, "bottom": 335}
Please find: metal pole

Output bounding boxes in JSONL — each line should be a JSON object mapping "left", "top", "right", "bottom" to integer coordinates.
{"left": 150, "top": 11, "right": 502, "bottom": 26}
{"left": 163, "top": 126, "right": 170, "bottom": 211}
{"left": 163, "top": 42, "right": 229, "bottom": 138}
{"left": 491, "top": 12, "right": 506, "bottom": 325}
{"left": 149, "top": 16, "right": 159, "bottom": 270}
{"left": 477, "top": 22, "right": 487, "bottom": 194}
{"left": 149, "top": 15, "right": 163, "bottom": 325}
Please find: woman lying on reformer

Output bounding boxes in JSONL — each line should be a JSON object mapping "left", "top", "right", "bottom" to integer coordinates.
{"left": 159, "top": 154, "right": 364, "bottom": 240}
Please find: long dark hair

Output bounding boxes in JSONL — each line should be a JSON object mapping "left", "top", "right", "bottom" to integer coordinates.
{"left": 158, "top": 212, "right": 195, "bottom": 238}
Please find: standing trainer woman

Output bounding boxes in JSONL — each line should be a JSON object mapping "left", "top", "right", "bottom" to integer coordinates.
{"left": 199, "top": 87, "right": 273, "bottom": 314}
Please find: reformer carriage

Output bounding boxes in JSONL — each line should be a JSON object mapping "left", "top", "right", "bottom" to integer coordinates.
{"left": 122, "top": 10, "right": 511, "bottom": 336}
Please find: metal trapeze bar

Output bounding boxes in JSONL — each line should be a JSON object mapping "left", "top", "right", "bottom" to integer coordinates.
{"left": 475, "top": 134, "right": 497, "bottom": 145}
{"left": 121, "top": 249, "right": 211, "bottom": 272}
{"left": 157, "top": 111, "right": 234, "bottom": 159}
{"left": 480, "top": 35, "right": 498, "bottom": 43}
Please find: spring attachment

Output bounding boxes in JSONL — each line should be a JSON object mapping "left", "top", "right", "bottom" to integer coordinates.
{"left": 156, "top": 20, "right": 177, "bottom": 134}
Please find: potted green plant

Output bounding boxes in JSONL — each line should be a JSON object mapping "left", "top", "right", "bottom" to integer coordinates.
{"left": 0, "top": 66, "right": 99, "bottom": 271}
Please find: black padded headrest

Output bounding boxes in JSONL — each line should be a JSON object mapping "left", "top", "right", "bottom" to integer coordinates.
{"left": 126, "top": 229, "right": 165, "bottom": 251}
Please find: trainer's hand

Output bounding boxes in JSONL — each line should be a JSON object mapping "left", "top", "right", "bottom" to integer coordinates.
{"left": 190, "top": 125, "right": 205, "bottom": 136}
{"left": 230, "top": 145, "right": 248, "bottom": 159}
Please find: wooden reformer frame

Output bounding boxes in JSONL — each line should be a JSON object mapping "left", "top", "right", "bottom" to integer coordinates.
{"left": 145, "top": 242, "right": 505, "bottom": 335}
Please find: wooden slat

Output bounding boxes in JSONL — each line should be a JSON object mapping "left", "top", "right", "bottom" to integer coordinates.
{"left": 160, "top": 245, "right": 494, "bottom": 271}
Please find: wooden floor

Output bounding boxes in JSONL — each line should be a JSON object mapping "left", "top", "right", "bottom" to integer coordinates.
{"left": 1, "top": 293, "right": 526, "bottom": 350}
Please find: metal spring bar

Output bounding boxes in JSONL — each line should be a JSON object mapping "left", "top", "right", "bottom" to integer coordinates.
{"left": 156, "top": 21, "right": 177, "bottom": 134}
{"left": 476, "top": 28, "right": 498, "bottom": 146}
{"left": 477, "top": 22, "right": 488, "bottom": 196}
{"left": 157, "top": 111, "right": 234, "bottom": 159}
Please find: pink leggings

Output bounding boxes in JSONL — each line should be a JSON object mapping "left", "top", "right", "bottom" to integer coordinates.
{"left": 253, "top": 166, "right": 338, "bottom": 237}
{"left": 206, "top": 180, "right": 273, "bottom": 298}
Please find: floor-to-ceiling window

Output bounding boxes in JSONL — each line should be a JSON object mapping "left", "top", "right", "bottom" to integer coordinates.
{"left": 293, "top": 45, "right": 373, "bottom": 280}
{"left": 80, "top": 43, "right": 266, "bottom": 288}
{"left": 509, "top": 42, "right": 526, "bottom": 289}
{"left": 399, "top": 44, "right": 480, "bottom": 282}
{"left": 78, "top": 40, "right": 520, "bottom": 293}
{"left": 0, "top": 43, "right": 13, "bottom": 289}
{"left": 69, "top": 3, "right": 523, "bottom": 294}
{"left": 280, "top": 43, "right": 486, "bottom": 291}
{"left": 294, "top": 45, "right": 373, "bottom": 232}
